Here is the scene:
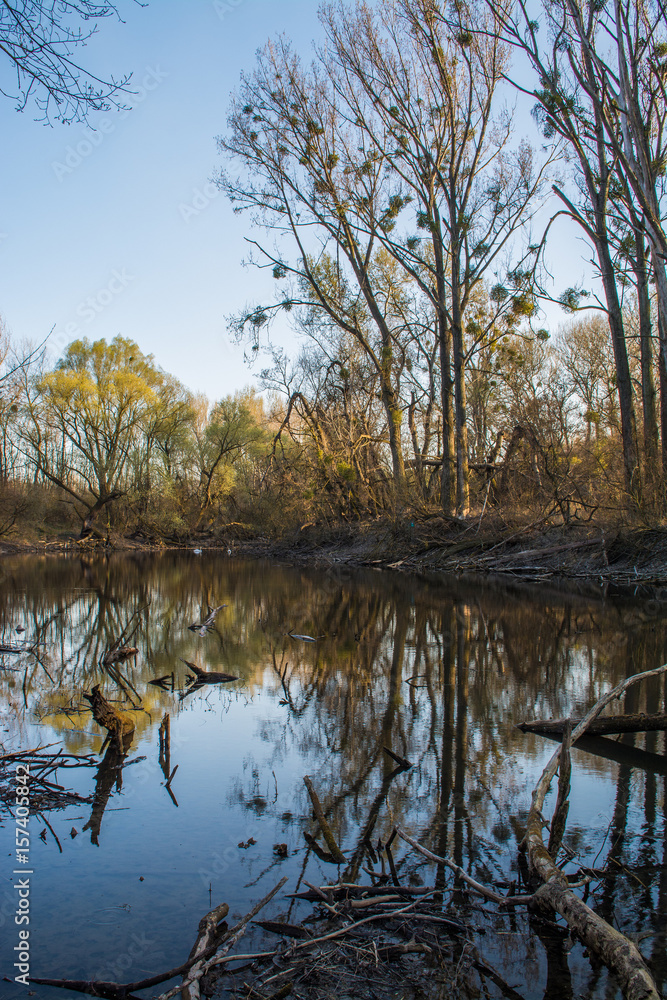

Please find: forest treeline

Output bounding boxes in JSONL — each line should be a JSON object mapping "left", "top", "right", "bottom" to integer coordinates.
{"left": 2, "top": 0, "right": 667, "bottom": 543}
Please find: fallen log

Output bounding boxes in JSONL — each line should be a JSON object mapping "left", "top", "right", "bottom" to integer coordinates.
{"left": 83, "top": 685, "right": 135, "bottom": 742}
{"left": 518, "top": 712, "right": 667, "bottom": 738}
{"left": 180, "top": 901, "right": 229, "bottom": 1000}
{"left": 525, "top": 663, "right": 667, "bottom": 1000}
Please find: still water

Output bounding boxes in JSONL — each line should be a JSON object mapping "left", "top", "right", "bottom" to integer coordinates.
{"left": 0, "top": 553, "right": 665, "bottom": 1000}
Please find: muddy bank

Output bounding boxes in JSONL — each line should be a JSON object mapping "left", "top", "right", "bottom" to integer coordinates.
{"left": 229, "top": 519, "right": 667, "bottom": 591}
{"left": 2, "top": 518, "right": 667, "bottom": 592}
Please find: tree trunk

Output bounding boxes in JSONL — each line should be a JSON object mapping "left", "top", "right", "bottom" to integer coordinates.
{"left": 379, "top": 376, "right": 406, "bottom": 502}
{"left": 524, "top": 664, "right": 667, "bottom": 1000}
{"left": 633, "top": 230, "right": 659, "bottom": 501}
{"left": 450, "top": 248, "right": 469, "bottom": 516}
{"left": 654, "top": 272, "right": 667, "bottom": 507}
{"left": 438, "top": 311, "right": 456, "bottom": 515}
{"left": 596, "top": 231, "right": 640, "bottom": 498}
{"left": 432, "top": 222, "right": 456, "bottom": 516}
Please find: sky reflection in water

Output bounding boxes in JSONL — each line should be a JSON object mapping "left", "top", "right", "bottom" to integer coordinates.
{"left": 0, "top": 553, "right": 665, "bottom": 1000}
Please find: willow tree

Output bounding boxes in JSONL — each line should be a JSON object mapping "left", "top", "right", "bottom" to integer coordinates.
{"left": 321, "top": 0, "right": 551, "bottom": 515}
{"left": 21, "top": 336, "right": 162, "bottom": 536}
{"left": 195, "top": 390, "right": 267, "bottom": 519}
{"left": 218, "top": 37, "right": 413, "bottom": 500}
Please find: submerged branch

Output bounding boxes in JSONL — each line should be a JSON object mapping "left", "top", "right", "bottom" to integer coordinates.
{"left": 525, "top": 664, "right": 667, "bottom": 1000}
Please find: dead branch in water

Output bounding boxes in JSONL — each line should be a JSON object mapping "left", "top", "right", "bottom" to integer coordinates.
{"left": 101, "top": 606, "right": 147, "bottom": 667}
{"left": 0, "top": 745, "right": 95, "bottom": 815}
{"left": 83, "top": 684, "right": 135, "bottom": 742}
{"left": 523, "top": 663, "right": 667, "bottom": 1000}
{"left": 181, "top": 660, "right": 238, "bottom": 685}
{"left": 102, "top": 645, "right": 138, "bottom": 667}
{"left": 518, "top": 712, "right": 667, "bottom": 737}
{"left": 188, "top": 605, "right": 226, "bottom": 637}
{"left": 32, "top": 866, "right": 525, "bottom": 1000}
{"left": 303, "top": 775, "right": 346, "bottom": 863}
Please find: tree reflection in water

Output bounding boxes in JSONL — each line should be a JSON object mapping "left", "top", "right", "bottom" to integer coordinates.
{"left": 0, "top": 552, "right": 665, "bottom": 999}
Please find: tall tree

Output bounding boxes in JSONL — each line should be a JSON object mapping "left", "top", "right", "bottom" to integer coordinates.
{"left": 491, "top": 0, "right": 643, "bottom": 496}
{"left": 557, "top": 0, "right": 667, "bottom": 488}
{"left": 219, "top": 38, "right": 412, "bottom": 498}
{"left": 322, "top": 0, "right": 550, "bottom": 514}
{"left": 195, "top": 390, "right": 266, "bottom": 518}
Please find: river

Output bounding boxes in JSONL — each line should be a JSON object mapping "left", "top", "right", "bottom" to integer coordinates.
{"left": 0, "top": 553, "right": 665, "bottom": 999}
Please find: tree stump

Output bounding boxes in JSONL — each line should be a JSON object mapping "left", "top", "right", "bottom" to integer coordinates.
{"left": 84, "top": 684, "right": 135, "bottom": 742}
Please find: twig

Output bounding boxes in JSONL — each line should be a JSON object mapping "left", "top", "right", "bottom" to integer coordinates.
{"left": 382, "top": 746, "right": 412, "bottom": 769}
{"left": 395, "top": 829, "right": 534, "bottom": 907}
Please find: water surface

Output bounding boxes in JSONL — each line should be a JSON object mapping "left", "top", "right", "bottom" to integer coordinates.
{"left": 0, "top": 553, "right": 665, "bottom": 999}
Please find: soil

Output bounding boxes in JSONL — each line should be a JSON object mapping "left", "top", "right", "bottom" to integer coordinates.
{"left": 2, "top": 517, "right": 667, "bottom": 593}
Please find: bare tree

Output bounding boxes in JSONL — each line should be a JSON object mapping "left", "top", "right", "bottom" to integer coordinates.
{"left": 322, "top": 0, "right": 552, "bottom": 515}
{"left": 218, "top": 38, "right": 413, "bottom": 498}
{"left": 0, "top": 1, "right": 138, "bottom": 123}
{"left": 490, "top": 0, "right": 643, "bottom": 497}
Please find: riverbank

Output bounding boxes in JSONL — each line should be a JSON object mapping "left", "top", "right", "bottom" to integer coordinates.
{"left": 246, "top": 518, "right": 667, "bottom": 589}
{"left": 1, "top": 516, "right": 667, "bottom": 590}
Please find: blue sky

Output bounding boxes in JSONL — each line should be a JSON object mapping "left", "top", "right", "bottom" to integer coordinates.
{"left": 0, "top": 0, "right": 589, "bottom": 403}
{"left": 0, "top": 0, "right": 325, "bottom": 401}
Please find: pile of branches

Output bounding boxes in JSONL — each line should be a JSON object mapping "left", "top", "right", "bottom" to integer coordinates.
{"left": 32, "top": 872, "right": 515, "bottom": 1000}
{"left": 0, "top": 745, "right": 95, "bottom": 817}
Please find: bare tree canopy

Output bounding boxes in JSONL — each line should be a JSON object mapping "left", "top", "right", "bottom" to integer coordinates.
{"left": 0, "top": 1, "right": 139, "bottom": 123}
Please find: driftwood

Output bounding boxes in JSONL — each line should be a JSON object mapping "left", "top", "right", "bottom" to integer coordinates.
{"left": 518, "top": 712, "right": 667, "bottom": 737}
{"left": 396, "top": 828, "right": 534, "bottom": 907}
{"left": 102, "top": 645, "right": 139, "bottom": 667}
{"left": 524, "top": 664, "right": 667, "bottom": 1000}
{"left": 180, "top": 661, "right": 238, "bottom": 693}
{"left": 0, "top": 746, "right": 95, "bottom": 816}
{"left": 32, "top": 858, "right": 527, "bottom": 1000}
{"left": 101, "top": 607, "right": 146, "bottom": 667}
{"left": 523, "top": 724, "right": 667, "bottom": 776}
{"left": 188, "top": 606, "right": 226, "bottom": 637}
{"left": 84, "top": 685, "right": 135, "bottom": 742}
{"left": 180, "top": 901, "right": 229, "bottom": 1000}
